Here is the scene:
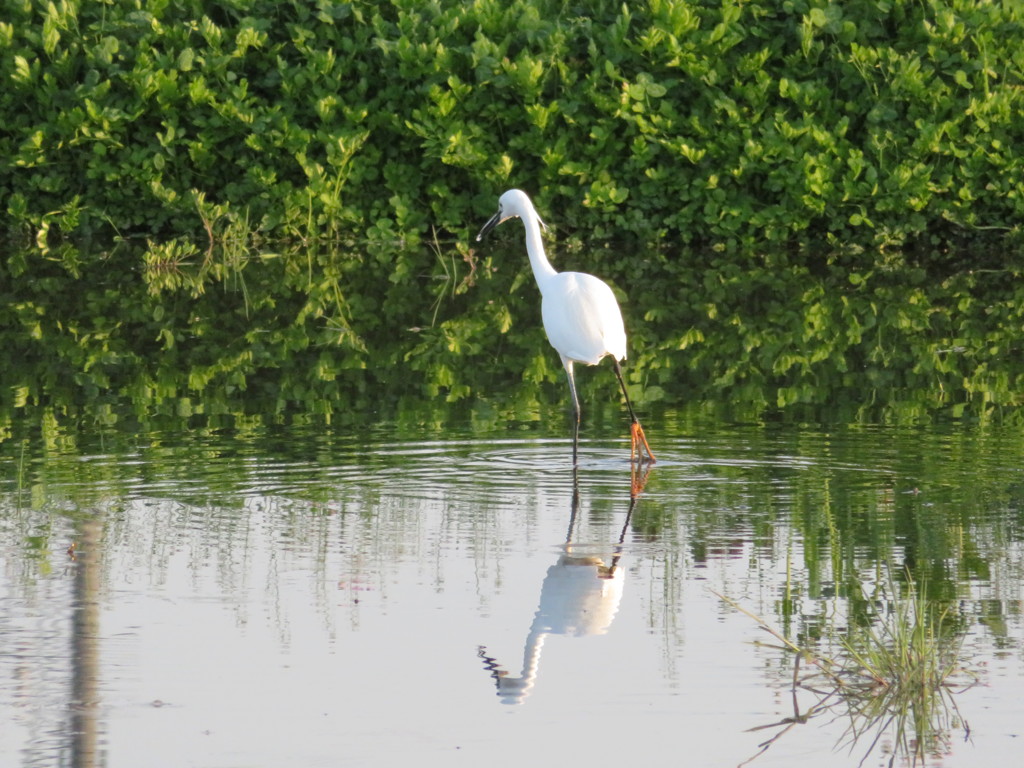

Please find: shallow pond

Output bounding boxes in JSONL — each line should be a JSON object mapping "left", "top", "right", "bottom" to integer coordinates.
{"left": 2, "top": 403, "right": 1023, "bottom": 767}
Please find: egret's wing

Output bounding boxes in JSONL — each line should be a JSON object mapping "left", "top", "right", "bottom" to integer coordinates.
{"left": 542, "top": 272, "right": 626, "bottom": 365}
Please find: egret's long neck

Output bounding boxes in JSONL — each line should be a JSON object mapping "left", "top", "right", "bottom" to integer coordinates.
{"left": 523, "top": 213, "right": 557, "bottom": 289}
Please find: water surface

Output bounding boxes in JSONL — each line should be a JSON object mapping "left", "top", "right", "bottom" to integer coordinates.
{"left": 1, "top": 405, "right": 1022, "bottom": 767}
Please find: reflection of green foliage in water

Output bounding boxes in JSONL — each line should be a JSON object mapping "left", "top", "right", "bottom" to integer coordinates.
{"left": 628, "top": 419, "right": 1024, "bottom": 638}
{"left": 4, "top": 380, "right": 1022, "bottom": 631}
{"left": 3, "top": 240, "right": 1024, "bottom": 419}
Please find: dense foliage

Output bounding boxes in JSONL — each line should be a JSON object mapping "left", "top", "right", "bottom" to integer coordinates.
{"left": 2, "top": 236, "right": 1023, "bottom": 419}
{"left": 2, "top": 0, "right": 1023, "bottom": 251}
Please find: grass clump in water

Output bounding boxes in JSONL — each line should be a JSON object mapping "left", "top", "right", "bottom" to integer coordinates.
{"left": 832, "top": 581, "right": 971, "bottom": 766}
{"left": 719, "top": 572, "right": 977, "bottom": 767}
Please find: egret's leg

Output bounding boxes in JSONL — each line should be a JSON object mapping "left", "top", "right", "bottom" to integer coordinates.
{"left": 611, "top": 359, "right": 656, "bottom": 464}
{"left": 563, "top": 358, "right": 581, "bottom": 467}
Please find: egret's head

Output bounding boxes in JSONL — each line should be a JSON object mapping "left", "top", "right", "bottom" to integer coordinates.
{"left": 475, "top": 189, "right": 546, "bottom": 242}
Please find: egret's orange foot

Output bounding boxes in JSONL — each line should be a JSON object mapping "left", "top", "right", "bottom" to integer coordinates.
{"left": 630, "top": 422, "right": 656, "bottom": 464}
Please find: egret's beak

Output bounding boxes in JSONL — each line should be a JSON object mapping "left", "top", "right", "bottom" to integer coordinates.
{"left": 476, "top": 210, "right": 546, "bottom": 241}
{"left": 475, "top": 211, "right": 502, "bottom": 242}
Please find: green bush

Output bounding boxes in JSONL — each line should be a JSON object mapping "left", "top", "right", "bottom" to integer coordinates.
{"left": 2, "top": 0, "right": 1023, "bottom": 252}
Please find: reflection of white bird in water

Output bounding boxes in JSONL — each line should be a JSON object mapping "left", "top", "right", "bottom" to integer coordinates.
{"left": 478, "top": 469, "right": 646, "bottom": 704}
{"left": 476, "top": 189, "right": 656, "bottom": 466}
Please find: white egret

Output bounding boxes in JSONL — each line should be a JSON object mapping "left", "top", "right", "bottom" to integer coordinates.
{"left": 475, "top": 189, "right": 655, "bottom": 466}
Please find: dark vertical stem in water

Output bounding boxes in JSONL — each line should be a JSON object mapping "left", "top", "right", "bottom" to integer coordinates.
{"left": 71, "top": 515, "right": 102, "bottom": 768}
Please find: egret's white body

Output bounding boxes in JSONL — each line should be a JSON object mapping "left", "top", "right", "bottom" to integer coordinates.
{"left": 541, "top": 271, "right": 626, "bottom": 366}
{"left": 476, "top": 189, "right": 654, "bottom": 465}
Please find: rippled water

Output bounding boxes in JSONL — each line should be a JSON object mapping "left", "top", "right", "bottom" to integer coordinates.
{"left": 1, "top": 411, "right": 1023, "bottom": 767}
